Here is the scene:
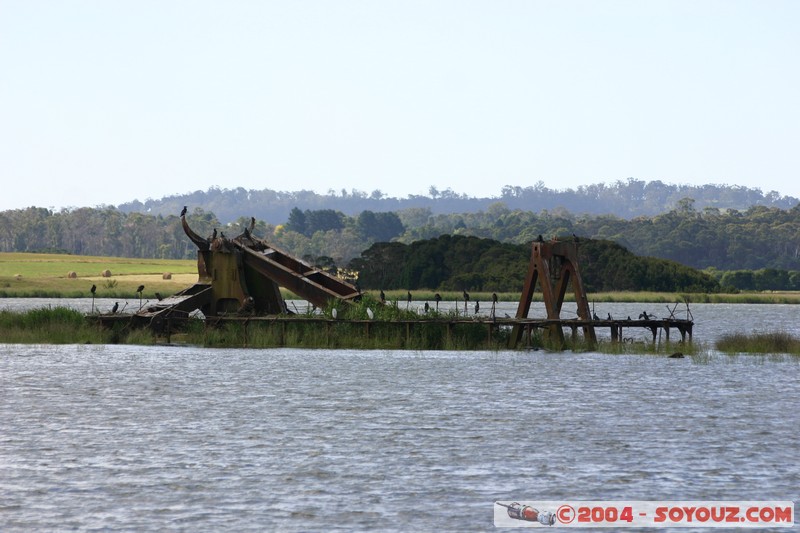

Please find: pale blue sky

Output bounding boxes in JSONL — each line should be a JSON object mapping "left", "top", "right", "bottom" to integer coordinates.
{"left": 1, "top": 1, "right": 798, "bottom": 211}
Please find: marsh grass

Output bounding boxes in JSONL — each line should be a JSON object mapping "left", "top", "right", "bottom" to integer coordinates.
{"left": 715, "top": 331, "right": 800, "bottom": 355}
{"left": 0, "top": 307, "right": 105, "bottom": 344}
{"left": 179, "top": 315, "right": 508, "bottom": 350}
{"left": 8, "top": 303, "right": 794, "bottom": 355}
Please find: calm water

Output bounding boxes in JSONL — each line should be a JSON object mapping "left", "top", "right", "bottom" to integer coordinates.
{"left": 1, "top": 301, "right": 799, "bottom": 531}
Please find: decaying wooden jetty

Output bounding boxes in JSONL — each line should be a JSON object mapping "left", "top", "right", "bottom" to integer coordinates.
{"left": 92, "top": 213, "right": 693, "bottom": 349}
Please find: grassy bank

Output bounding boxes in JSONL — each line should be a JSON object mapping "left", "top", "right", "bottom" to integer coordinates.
{"left": 372, "top": 289, "right": 800, "bottom": 305}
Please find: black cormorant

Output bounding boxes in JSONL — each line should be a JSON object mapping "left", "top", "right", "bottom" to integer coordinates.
{"left": 180, "top": 206, "right": 187, "bottom": 217}
{"left": 111, "top": 302, "right": 119, "bottom": 313}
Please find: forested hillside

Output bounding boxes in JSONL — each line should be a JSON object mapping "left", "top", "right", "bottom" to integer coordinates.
{"left": 116, "top": 179, "right": 798, "bottom": 224}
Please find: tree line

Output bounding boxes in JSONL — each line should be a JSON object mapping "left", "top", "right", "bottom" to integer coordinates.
{"left": 116, "top": 179, "right": 798, "bottom": 224}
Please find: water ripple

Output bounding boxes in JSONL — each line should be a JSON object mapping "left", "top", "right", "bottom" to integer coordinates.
{"left": 1, "top": 344, "right": 798, "bottom": 531}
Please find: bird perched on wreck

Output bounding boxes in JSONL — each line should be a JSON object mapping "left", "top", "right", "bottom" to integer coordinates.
{"left": 136, "top": 285, "right": 145, "bottom": 294}
{"left": 111, "top": 302, "right": 119, "bottom": 314}
{"left": 180, "top": 206, "right": 187, "bottom": 217}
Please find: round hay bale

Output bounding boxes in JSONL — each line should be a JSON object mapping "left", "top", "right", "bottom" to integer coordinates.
{"left": 162, "top": 272, "right": 172, "bottom": 280}
{"left": 14, "top": 274, "right": 22, "bottom": 281}
{"left": 67, "top": 271, "right": 78, "bottom": 279}
{"left": 101, "top": 269, "right": 112, "bottom": 278}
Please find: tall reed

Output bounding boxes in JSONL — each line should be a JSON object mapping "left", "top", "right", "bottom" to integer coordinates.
{"left": 716, "top": 331, "right": 800, "bottom": 355}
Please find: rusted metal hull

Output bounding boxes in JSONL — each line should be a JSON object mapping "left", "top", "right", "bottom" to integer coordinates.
{"left": 133, "top": 213, "right": 362, "bottom": 322}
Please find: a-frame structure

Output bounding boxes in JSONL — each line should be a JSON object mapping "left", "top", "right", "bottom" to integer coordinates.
{"left": 509, "top": 239, "right": 597, "bottom": 348}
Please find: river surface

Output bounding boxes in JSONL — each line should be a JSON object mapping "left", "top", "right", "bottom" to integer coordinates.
{"left": 1, "top": 301, "right": 799, "bottom": 531}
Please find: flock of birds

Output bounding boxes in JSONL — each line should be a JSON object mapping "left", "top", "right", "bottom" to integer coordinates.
{"left": 89, "top": 282, "right": 152, "bottom": 315}
{"left": 373, "top": 288, "right": 501, "bottom": 318}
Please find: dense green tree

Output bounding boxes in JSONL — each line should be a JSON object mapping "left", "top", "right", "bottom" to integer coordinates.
{"left": 305, "top": 209, "right": 345, "bottom": 235}
{"left": 285, "top": 207, "right": 307, "bottom": 235}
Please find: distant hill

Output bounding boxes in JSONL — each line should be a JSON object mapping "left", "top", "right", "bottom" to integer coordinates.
{"left": 117, "top": 179, "right": 799, "bottom": 225}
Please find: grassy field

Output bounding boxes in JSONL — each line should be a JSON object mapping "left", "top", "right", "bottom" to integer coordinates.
{"left": 0, "top": 252, "right": 198, "bottom": 298}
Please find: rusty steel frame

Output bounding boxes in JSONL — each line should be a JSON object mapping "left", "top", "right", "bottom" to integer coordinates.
{"left": 509, "top": 240, "right": 597, "bottom": 348}
{"left": 136, "top": 213, "right": 361, "bottom": 322}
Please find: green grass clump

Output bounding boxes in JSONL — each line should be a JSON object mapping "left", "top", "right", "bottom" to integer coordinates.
{"left": 0, "top": 307, "right": 104, "bottom": 344}
{"left": 716, "top": 331, "right": 800, "bottom": 355}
